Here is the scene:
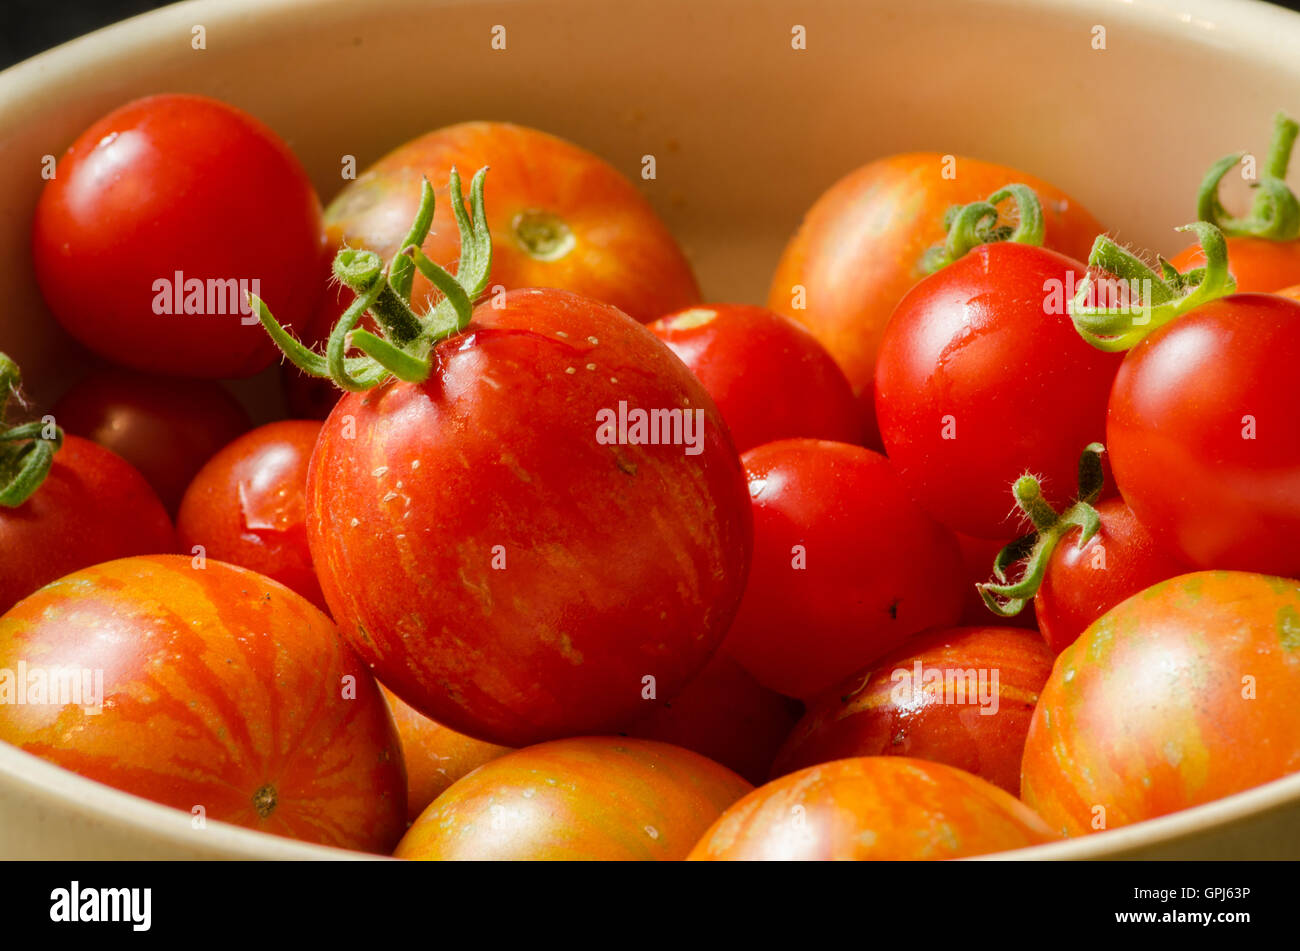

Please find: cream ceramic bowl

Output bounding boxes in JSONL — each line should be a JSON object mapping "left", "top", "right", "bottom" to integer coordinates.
{"left": 2, "top": 0, "right": 1300, "bottom": 860}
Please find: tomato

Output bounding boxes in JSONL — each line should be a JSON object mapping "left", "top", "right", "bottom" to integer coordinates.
{"left": 768, "top": 153, "right": 1102, "bottom": 439}
{"left": 0, "top": 434, "right": 174, "bottom": 615}
{"left": 688, "top": 757, "right": 1054, "bottom": 860}
{"left": 54, "top": 368, "right": 251, "bottom": 513}
{"left": 33, "top": 94, "right": 325, "bottom": 378}
{"left": 308, "top": 287, "right": 752, "bottom": 748}
{"left": 1107, "top": 293, "right": 1300, "bottom": 576}
{"left": 772, "top": 626, "right": 1052, "bottom": 795}
{"left": 286, "top": 121, "right": 699, "bottom": 417}
{"left": 1169, "top": 239, "right": 1300, "bottom": 293}
{"left": 1022, "top": 571, "right": 1300, "bottom": 836}
{"left": 875, "top": 240, "right": 1123, "bottom": 539}
{"left": 647, "top": 304, "right": 862, "bottom": 452}
{"left": 956, "top": 533, "right": 1038, "bottom": 629}
{"left": 723, "top": 439, "right": 964, "bottom": 700}
{"left": 176, "top": 420, "right": 325, "bottom": 611}
{"left": 379, "top": 684, "right": 511, "bottom": 824}
{"left": 622, "top": 651, "right": 801, "bottom": 785}
{"left": 0, "top": 555, "right": 406, "bottom": 853}
{"left": 394, "top": 737, "right": 750, "bottom": 860}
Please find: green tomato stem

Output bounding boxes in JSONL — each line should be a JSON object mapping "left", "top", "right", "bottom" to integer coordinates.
{"left": 0, "top": 354, "right": 63, "bottom": 508}
{"left": 921, "top": 183, "right": 1046, "bottom": 273}
{"left": 1195, "top": 112, "right": 1300, "bottom": 241}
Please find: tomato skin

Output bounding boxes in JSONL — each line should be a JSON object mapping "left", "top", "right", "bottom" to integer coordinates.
{"left": 723, "top": 439, "right": 965, "bottom": 700}
{"left": 688, "top": 757, "right": 1055, "bottom": 860}
{"left": 32, "top": 94, "right": 326, "bottom": 379}
{"left": 1022, "top": 571, "right": 1300, "bottom": 836}
{"left": 622, "top": 652, "right": 802, "bottom": 785}
{"left": 54, "top": 368, "right": 251, "bottom": 513}
{"left": 379, "top": 684, "right": 511, "bottom": 824}
{"left": 0, "top": 555, "right": 406, "bottom": 853}
{"left": 875, "top": 241, "right": 1123, "bottom": 539}
{"left": 1107, "top": 293, "right": 1300, "bottom": 576}
{"left": 772, "top": 626, "right": 1052, "bottom": 795}
{"left": 768, "top": 153, "right": 1102, "bottom": 434}
{"left": 1169, "top": 238, "right": 1300, "bottom": 293}
{"left": 1034, "top": 498, "right": 1188, "bottom": 654}
{"left": 308, "top": 288, "right": 752, "bottom": 748}
{"left": 647, "top": 304, "right": 862, "bottom": 452}
{"left": 394, "top": 737, "right": 751, "bottom": 860}
{"left": 0, "top": 435, "right": 174, "bottom": 615}
{"left": 176, "top": 420, "right": 325, "bottom": 611}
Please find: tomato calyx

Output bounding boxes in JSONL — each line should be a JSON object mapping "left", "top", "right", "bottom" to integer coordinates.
{"left": 976, "top": 443, "right": 1106, "bottom": 618}
{"left": 1070, "top": 221, "right": 1235, "bottom": 352}
{"left": 1197, "top": 112, "right": 1300, "bottom": 241}
{"left": 251, "top": 167, "right": 494, "bottom": 391}
{"left": 0, "top": 353, "right": 63, "bottom": 507}
{"left": 920, "top": 183, "right": 1046, "bottom": 273}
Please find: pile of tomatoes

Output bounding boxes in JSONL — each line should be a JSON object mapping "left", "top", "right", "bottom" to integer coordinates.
{"left": 2, "top": 93, "right": 1298, "bottom": 860}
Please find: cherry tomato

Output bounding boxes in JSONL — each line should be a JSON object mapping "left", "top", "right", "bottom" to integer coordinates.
{"left": 875, "top": 241, "right": 1123, "bottom": 539}
{"left": 0, "top": 555, "right": 406, "bottom": 853}
{"left": 688, "top": 757, "right": 1054, "bottom": 860}
{"left": 772, "top": 626, "right": 1052, "bottom": 795}
{"left": 1169, "top": 238, "right": 1300, "bottom": 293}
{"left": 1022, "top": 571, "right": 1300, "bottom": 836}
{"left": 33, "top": 94, "right": 325, "bottom": 378}
{"left": 1107, "top": 293, "right": 1300, "bottom": 576}
{"left": 308, "top": 288, "right": 752, "bottom": 748}
{"left": 54, "top": 367, "right": 251, "bottom": 513}
{"left": 176, "top": 420, "right": 325, "bottom": 611}
{"left": 722, "top": 439, "right": 965, "bottom": 701}
{"left": 0, "top": 435, "right": 174, "bottom": 615}
{"left": 647, "top": 304, "right": 861, "bottom": 452}
{"left": 394, "top": 737, "right": 750, "bottom": 860}
{"left": 768, "top": 153, "right": 1102, "bottom": 440}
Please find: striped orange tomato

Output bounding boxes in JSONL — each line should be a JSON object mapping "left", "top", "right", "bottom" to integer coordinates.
{"left": 0, "top": 555, "right": 406, "bottom": 853}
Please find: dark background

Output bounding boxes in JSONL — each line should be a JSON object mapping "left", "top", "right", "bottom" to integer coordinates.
{"left": 5, "top": 0, "right": 1300, "bottom": 70}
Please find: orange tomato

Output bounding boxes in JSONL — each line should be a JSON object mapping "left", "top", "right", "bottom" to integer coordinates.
{"left": 1169, "top": 238, "right": 1300, "bottom": 293}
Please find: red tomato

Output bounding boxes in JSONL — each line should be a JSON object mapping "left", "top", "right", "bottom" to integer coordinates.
{"left": 1107, "top": 293, "right": 1300, "bottom": 576}
{"left": 772, "top": 626, "right": 1052, "bottom": 795}
{"left": 0, "top": 435, "right": 174, "bottom": 615}
{"left": 379, "top": 684, "right": 511, "bottom": 824}
{"left": 768, "top": 153, "right": 1102, "bottom": 438}
{"left": 647, "top": 304, "right": 862, "bottom": 452}
{"left": 956, "top": 533, "right": 1038, "bottom": 629}
{"left": 1022, "top": 571, "right": 1300, "bottom": 836}
{"left": 1169, "top": 239, "right": 1300, "bottom": 293}
{"left": 54, "top": 368, "right": 251, "bottom": 513}
{"left": 688, "top": 757, "right": 1055, "bottom": 860}
{"left": 1034, "top": 498, "right": 1188, "bottom": 654}
{"left": 286, "top": 121, "right": 699, "bottom": 417}
{"left": 33, "top": 94, "right": 325, "bottom": 378}
{"left": 176, "top": 420, "right": 325, "bottom": 610}
{"left": 0, "top": 555, "right": 406, "bottom": 853}
{"left": 723, "top": 439, "right": 964, "bottom": 700}
{"left": 394, "top": 737, "right": 751, "bottom": 860}
{"left": 622, "top": 652, "right": 802, "bottom": 785}
{"left": 308, "top": 288, "right": 752, "bottom": 748}
{"left": 875, "top": 241, "right": 1123, "bottom": 539}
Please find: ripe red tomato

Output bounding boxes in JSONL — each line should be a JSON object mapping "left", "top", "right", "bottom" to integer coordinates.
{"left": 1033, "top": 498, "right": 1188, "bottom": 654}
{"left": 647, "top": 304, "right": 862, "bottom": 452}
{"left": 54, "top": 368, "right": 251, "bottom": 513}
{"left": 723, "top": 439, "right": 965, "bottom": 700}
{"left": 768, "top": 153, "right": 1102, "bottom": 439}
{"left": 0, "top": 555, "right": 406, "bottom": 853}
{"left": 622, "top": 651, "right": 802, "bottom": 785}
{"left": 688, "top": 757, "right": 1055, "bottom": 860}
{"left": 308, "top": 288, "right": 752, "bottom": 748}
{"left": 285, "top": 121, "right": 699, "bottom": 417}
{"left": 379, "top": 684, "right": 511, "bottom": 824}
{"left": 33, "top": 94, "right": 325, "bottom": 378}
{"left": 875, "top": 241, "right": 1123, "bottom": 539}
{"left": 1107, "top": 293, "right": 1300, "bottom": 576}
{"left": 772, "top": 626, "right": 1052, "bottom": 795}
{"left": 176, "top": 420, "right": 325, "bottom": 610}
{"left": 0, "top": 435, "right": 174, "bottom": 615}
{"left": 1022, "top": 571, "right": 1300, "bottom": 836}
{"left": 394, "top": 737, "right": 751, "bottom": 860}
